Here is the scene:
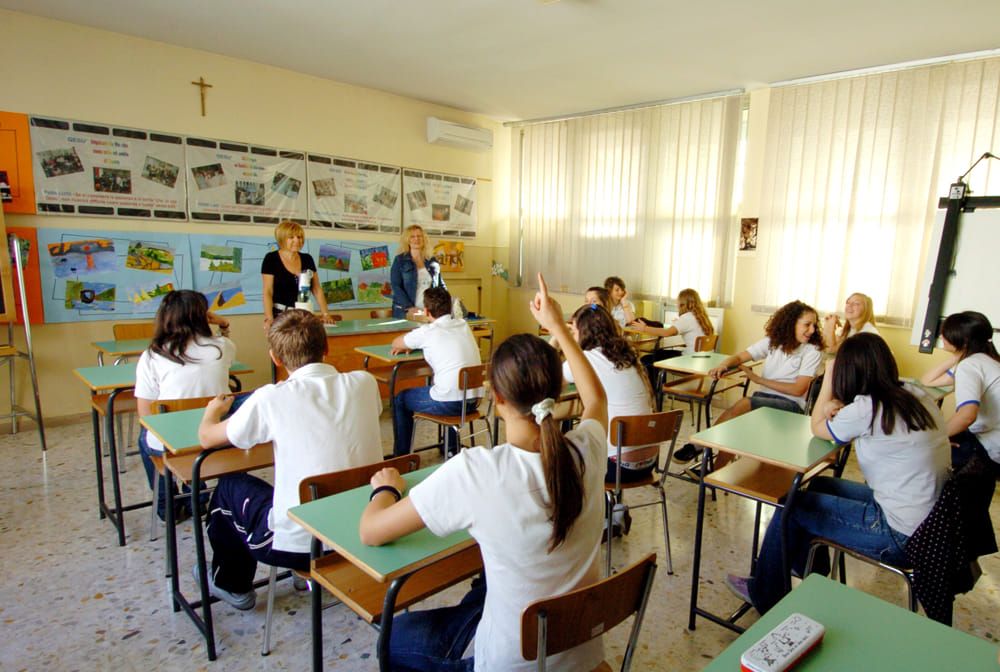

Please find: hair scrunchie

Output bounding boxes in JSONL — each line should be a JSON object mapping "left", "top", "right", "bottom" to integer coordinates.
{"left": 531, "top": 398, "right": 556, "bottom": 425}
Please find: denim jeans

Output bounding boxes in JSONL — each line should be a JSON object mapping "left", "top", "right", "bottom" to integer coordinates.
{"left": 138, "top": 427, "right": 175, "bottom": 520}
{"left": 952, "top": 430, "right": 1000, "bottom": 477}
{"left": 389, "top": 577, "right": 485, "bottom": 672}
{"left": 748, "top": 476, "right": 909, "bottom": 614}
{"left": 750, "top": 391, "right": 804, "bottom": 414}
{"left": 393, "top": 386, "right": 477, "bottom": 457}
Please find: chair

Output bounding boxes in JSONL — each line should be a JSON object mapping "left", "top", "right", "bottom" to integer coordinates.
{"left": 109, "top": 322, "right": 156, "bottom": 465}
{"left": 521, "top": 553, "right": 657, "bottom": 672}
{"left": 370, "top": 308, "right": 392, "bottom": 318}
{"left": 605, "top": 411, "right": 682, "bottom": 577}
{"left": 261, "top": 453, "right": 423, "bottom": 656}
{"left": 658, "top": 334, "right": 722, "bottom": 429}
{"left": 804, "top": 374, "right": 825, "bottom": 414}
{"left": 411, "top": 364, "right": 493, "bottom": 456}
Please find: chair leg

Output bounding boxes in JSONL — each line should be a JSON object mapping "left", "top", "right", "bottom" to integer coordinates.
{"left": 658, "top": 489, "right": 673, "bottom": 575}
{"left": 905, "top": 574, "right": 918, "bottom": 612}
{"left": 262, "top": 565, "right": 278, "bottom": 656}
{"left": 115, "top": 413, "right": 127, "bottom": 474}
{"left": 605, "top": 491, "right": 615, "bottom": 577}
{"left": 409, "top": 417, "right": 419, "bottom": 455}
{"left": 150, "top": 474, "right": 160, "bottom": 542}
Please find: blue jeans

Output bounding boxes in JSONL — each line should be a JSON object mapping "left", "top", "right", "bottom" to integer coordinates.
{"left": 748, "top": 476, "right": 909, "bottom": 614}
{"left": 138, "top": 427, "right": 176, "bottom": 520}
{"left": 393, "top": 386, "right": 476, "bottom": 457}
{"left": 750, "top": 391, "right": 804, "bottom": 414}
{"left": 952, "top": 430, "right": 1000, "bottom": 477}
{"left": 389, "top": 577, "right": 485, "bottom": 671}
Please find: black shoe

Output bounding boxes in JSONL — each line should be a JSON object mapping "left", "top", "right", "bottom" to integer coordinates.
{"left": 673, "top": 443, "right": 699, "bottom": 463}
{"left": 601, "top": 522, "right": 624, "bottom": 544}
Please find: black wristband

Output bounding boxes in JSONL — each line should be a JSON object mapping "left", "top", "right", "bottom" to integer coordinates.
{"left": 369, "top": 485, "right": 402, "bottom": 503}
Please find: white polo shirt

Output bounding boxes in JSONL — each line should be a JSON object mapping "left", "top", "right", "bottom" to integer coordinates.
{"left": 408, "top": 419, "right": 606, "bottom": 672}
{"left": 225, "top": 362, "right": 383, "bottom": 553}
{"left": 135, "top": 336, "right": 236, "bottom": 452}
{"left": 403, "top": 314, "right": 482, "bottom": 401}
{"left": 826, "top": 383, "right": 950, "bottom": 536}
{"left": 610, "top": 299, "right": 635, "bottom": 328}
{"left": 745, "top": 337, "right": 822, "bottom": 408}
{"left": 952, "top": 353, "right": 1000, "bottom": 462}
{"left": 673, "top": 311, "right": 707, "bottom": 354}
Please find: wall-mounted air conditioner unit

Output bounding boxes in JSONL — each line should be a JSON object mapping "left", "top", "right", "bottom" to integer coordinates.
{"left": 427, "top": 117, "right": 493, "bottom": 152}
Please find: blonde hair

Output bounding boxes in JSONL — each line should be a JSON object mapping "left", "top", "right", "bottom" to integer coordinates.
{"left": 677, "top": 288, "right": 713, "bottom": 336}
{"left": 398, "top": 224, "right": 430, "bottom": 256}
{"left": 840, "top": 292, "right": 875, "bottom": 339}
{"left": 274, "top": 220, "right": 305, "bottom": 248}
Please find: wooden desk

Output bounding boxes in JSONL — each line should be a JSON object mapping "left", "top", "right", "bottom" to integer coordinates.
{"left": 653, "top": 352, "right": 753, "bottom": 427}
{"left": 288, "top": 465, "right": 483, "bottom": 672}
{"left": 355, "top": 345, "right": 430, "bottom": 447}
{"left": 73, "top": 361, "right": 254, "bottom": 547}
{"left": 688, "top": 408, "right": 839, "bottom": 633}
{"left": 703, "top": 574, "right": 998, "bottom": 671}
{"left": 91, "top": 337, "right": 150, "bottom": 365}
{"left": 141, "top": 406, "right": 275, "bottom": 662}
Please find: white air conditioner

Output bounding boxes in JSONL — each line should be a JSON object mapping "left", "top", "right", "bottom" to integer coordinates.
{"left": 427, "top": 117, "right": 493, "bottom": 152}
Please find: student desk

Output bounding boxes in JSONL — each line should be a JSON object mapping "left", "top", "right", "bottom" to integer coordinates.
{"left": 288, "top": 465, "right": 483, "bottom": 672}
{"left": 91, "top": 337, "right": 150, "bottom": 365}
{"left": 653, "top": 352, "right": 754, "bottom": 426}
{"left": 703, "top": 574, "right": 998, "bottom": 671}
{"left": 901, "top": 377, "right": 954, "bottom": 407}
{"left": 688, "top": 408, "right": 839, "bottom": 633}
{"left": 141, "top": 406, "right": 274, "bottom": 662}
{"left": 355, "top": 344, "right": 429, "bottom": 397}
{"left": 73, "top": 361, "right": 253, "bottom": 547}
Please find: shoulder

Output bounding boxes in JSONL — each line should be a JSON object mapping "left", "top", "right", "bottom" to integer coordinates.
{"left": 568, "top": 418, "right": 606, "bottom": 458}
{"left": 860, "top": 321, "right": 879, "bottom": 335}
{"left": 261, "top": 250, "right": 280, "bottom": 271}
{"left": 300, "top": 252, "right": 316, "bottom": 269}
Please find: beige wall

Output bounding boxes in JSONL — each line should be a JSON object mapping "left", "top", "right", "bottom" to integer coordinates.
{"left": 0, "top": 9, "right": 511, "bottom": 420}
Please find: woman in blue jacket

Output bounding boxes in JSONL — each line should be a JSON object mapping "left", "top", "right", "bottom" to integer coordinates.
{"left": 390, "top": 224, "right": 446, "bottom": 319}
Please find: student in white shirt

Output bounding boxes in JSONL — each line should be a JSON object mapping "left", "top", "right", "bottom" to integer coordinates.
{"left": 197, "top": 309, "right": 383, "bottom": 611}
{"left": 135, "top": 290, "right": 234, "bottom": 521}
{"left": 358, "top": 273, "right": 609, "bottom": 672}
{"left": 632, "top": 288, "right": 714, "bottom": 384}
{"left": 584, "top": 286, "right": 613, "bottom": 315}
{"left": 921, "top": 310, "right": 1000, "bottom": 475}
{"left": 390, "top": 286, "right": 482, "bottom": 457}
{"left": 822, "top": 292, "right": 880, "bottom": 354}
{"left": 728, "top": 334, "right": 949, "bottom": 614}
{"left": 604, "top": 275, "right": 636, "bottom": 327}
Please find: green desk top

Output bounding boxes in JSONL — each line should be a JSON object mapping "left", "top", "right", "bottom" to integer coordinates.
{"left": 355, "top": 344, "right": 426, "bottom": 363}
{"left": 702, "top": 574, "right": 998, "bottom": 671}
{"left": 326, "top": 317, "right": 494, "bottom": 337}
{"left": 691, "top": 407, "right": 836, "bottom": 471}
{"left": 74, "top": 360, "right": 253, "bottom": 392}
{"left": 654, "top": 352, "right": 744, "bottom": 375}
{"left": 91, "top": 338, "right": 151, "bottom": 356}
{"left": 140, "top": 407, "right": 205, "bottom": 454}
{"left": 288, "top": 465, "right": 474, "bottom": 582}
{"left": 900, "top": 377, "right": 954, "bottom": 404}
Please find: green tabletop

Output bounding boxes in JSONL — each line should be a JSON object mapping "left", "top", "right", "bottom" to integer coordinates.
{"left": 900, "top": 377, "right": 954, "bottom": 404}
{"left": 703, "top": 574, "right": 998, "bottom": 671}
{"left": 654, "top": 351, "right": 737, "bottom": 375}
{"left": 74, "top": 360, "right": 253, "bottom": 392}
{"left": 288, "top": 465, "right": 474, "bottom": 582}
{"left": 91, "top": 338, "right": 151, "bottom": 357}
{"left": 140, "top": 407, "right": 206, "bottom": 454}
{"left": 356, "top": 344, "right": 426, "bottom": 363}
{"left": 326, "top": 317, "right": 494, "bottom": 336}
{"left": 690, "top": 407, "right": 836, "bottom": 471}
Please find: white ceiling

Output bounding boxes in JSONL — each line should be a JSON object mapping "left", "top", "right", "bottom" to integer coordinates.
{"left": 3, "top": 0, "right": 999, "bottom": 121}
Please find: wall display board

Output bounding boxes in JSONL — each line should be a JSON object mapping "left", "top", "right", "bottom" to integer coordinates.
{"left": 37, "top": 228, "right": 190, "bottom": 322}
{"left": 185, "top": 137, "right": 307, "bottom": 224}
{"left": 307, "top": 153, "right": 401, "bottom": 232}
{"left": 402, "top": 169, "right": 477, "bottom": 237}
{"left": 0, "top": 111, "right": 35, "bottom": 214}
{"left": 7, "top": 226, "right": 43, "bottom": 324}
{"left": 307, "top": 238, "right": 393, "bottom": 310}
{"left": 30, "top": 116, "right": 186, "bottom": 220}
{"left": 189, "top": 233, "right": 276, "bottom": 316}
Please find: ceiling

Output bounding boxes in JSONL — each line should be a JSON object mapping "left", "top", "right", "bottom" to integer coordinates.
{"left": 3, "top": 0, "right": 1000, "bottom": 121}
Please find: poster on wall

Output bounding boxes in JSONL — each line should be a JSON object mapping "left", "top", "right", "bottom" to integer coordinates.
{"left": 36, "top": 228, "right": 190, "bottom": 323}
{"left": 432, "top": 241, "right": 465, "bottom": 273}
{"left": 185, "top": 137, "right": 307, "bottom": 224}
{"left": 7, "top": 226, "right": 44, "bottom": 324}
{"left": 29, "top": 116, "right": 187, "bottom": 220}
{"left": 0, "top": 111, "right": 36, "bottom": 214}
{"left": 307, "top": 153, "right": 401, "bottom": 232}
{"left": 188, "top": 233, "right": 277, "bottom": 316}
{"left": 402, "top": 169, "right": 477, "bottom": 238}
{"left": 307, "top": 238, "right": 393, "bottom": 310}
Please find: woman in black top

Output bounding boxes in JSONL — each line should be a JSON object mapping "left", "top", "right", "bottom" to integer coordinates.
{"left": 260, "top": 220, "right": 332, "bottom": 329}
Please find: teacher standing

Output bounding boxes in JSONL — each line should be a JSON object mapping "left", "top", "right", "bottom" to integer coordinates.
{"left": 390, "top": 224, "right": 446, "bottom": 319}
{"left": 260, "top": 220, "right": 333, "bottom": 329}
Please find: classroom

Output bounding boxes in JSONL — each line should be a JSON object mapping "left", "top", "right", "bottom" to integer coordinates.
{"left": 2, "top": 3, "right": 1000, "bottom": 670}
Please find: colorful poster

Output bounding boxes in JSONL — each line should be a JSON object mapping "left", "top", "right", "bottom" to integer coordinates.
{"left": 402, "top": 169, "right": 477, "bottom": 238}
{"left": 7, "top": 226, "right": 44, "bottom": 323}
{"left": 29, "top": 116, "right": 186, "bottom": 220}
{"left": 188, "top": 234, "right": 277, "bottom": 316}
{"left": 306, "top": 238, "right": 392, "bottom": 310}
{"left": 185, "top": 137, "right": 307, "bottom": 224}
{"left": 433, "top": 241, "right": 465, "bottom": 272}
{"left": 0, "top": 112, "right": 36, "bottom": 214}
{"left": 307, "top": 153, "right": 401, "bottom": 232}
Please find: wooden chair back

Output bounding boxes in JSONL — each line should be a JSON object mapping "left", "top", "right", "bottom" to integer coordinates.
{"left": 609, "top": 410, "right": 683, "bottom": 465}
{"left": 694, "top": 333, "right": 718, "bottom": 352}
{"left": 153, "top": 396, "right": 216, "bottom": 414}
{"left": 370, "top": 309, "right": 392, "bottom": 318}
{"left": 113, "top": 322, "right": 155, "bottom": 340}
{"left": 458, "top": 364, "right": 488, "bottom": 397}
{"left": 521, "top": 553, "right": 657, "bottom": 670}
{"left": 299, "top": 454, "right": 422, "bottom": 503}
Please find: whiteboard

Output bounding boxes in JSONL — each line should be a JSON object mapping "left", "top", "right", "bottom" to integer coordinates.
{"left": 911, "top": 207, "right": 1000, "bottom": 347}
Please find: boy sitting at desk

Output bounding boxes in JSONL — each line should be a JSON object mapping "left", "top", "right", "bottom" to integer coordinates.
{"left": 198, "top": 309, "right": 383, "bottom": 610}
{"left": 390, "top": 286, "right": 483, "bottom": 457}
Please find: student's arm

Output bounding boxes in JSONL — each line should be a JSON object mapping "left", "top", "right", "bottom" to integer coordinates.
{"left": 261, "top": 274, "right": 275, "bottom": 330}
{"left": 635, "top": 322, "right": 678, "bottom": 338}
{"left": 708, "top": 351, "right": 752, "bottom": 379}
{"left": 743, "top": 369, "right": 814, "bottom": 398}
{"left": 822, "top": 314, "right": 841, "bottom": 353}
{"left": 359, "top": 468, "right": 427, "bottom": 546}
{"left": 947, "top": 404, "right": 979, "bottom": 437}
{"left": 921, "top": 354, "right": 960, "bottom": 387}
{"left": 136, "top": 398, "right": 154, "bottom": 418}
{"left": 810, "top": 360, "right": 842, "bottom": 440}
{"left": 390, "top": 334, "right": 411, "bottom": 354}
{"left": 198, "top": 393, "right": 235, "bottom": 448}
{"left": 206, "top": 311, "right": 231, "bottom": 337}
{"left": 531, "top": 273, "right": 608, "bottom": 433}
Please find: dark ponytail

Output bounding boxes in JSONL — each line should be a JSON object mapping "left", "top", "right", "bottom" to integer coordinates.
{"left": 490, "top": 334, "right": 585, "bottom": 551}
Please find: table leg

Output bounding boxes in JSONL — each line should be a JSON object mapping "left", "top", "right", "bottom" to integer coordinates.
{"left": 750, "top": 502, "right": 763, "bottom": 576}
{"left": 780, "top": 473, "right": 804, "bottom": 594}
{"left": 311, "top": 538, "right": 323, "bottom": 672}
{"left": 688, "top": 447, "right": 711, "bottom": 630}
{"left": 105, "top": 388, "right": 127, "bottom": 546}
{"left": 191, "top": 449, "right": 219, "bottom": 661}
{"left": 376, "top": 575, "right": 409, "bottom": 672}
{"left": 165, "top": 467, "right": 181, "bottom": 613}
{"left": 92, "top": 407, "right": 107, "bottom": 520}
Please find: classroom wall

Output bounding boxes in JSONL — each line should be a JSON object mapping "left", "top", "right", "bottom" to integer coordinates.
{"left": 0, "top": 9, "right": 511, "bottom": 421}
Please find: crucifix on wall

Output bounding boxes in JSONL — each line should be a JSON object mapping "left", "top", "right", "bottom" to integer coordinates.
{"left": 190, "top": 76, "right": 213, "bottom": 116}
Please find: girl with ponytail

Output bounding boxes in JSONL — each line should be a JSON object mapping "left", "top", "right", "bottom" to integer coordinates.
{"left": 359, "top": 273, "right": 609, "bottom": 672}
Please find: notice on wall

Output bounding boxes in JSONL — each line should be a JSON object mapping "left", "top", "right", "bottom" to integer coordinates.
{"left": 185, "top": 137, "right": 307, "bottom": 224}
{"left": 29, "top": 116, "right": 187, "bottom": 220}
{"left": 308, "top": 238, "right": 393, "bottom": 310}
{"left": 402, "top": 169, "right": 477, "bottom": 238}
{"left": 190, "top": 233, "right": 277, "bottom": 316}
{"left": 307, "top": 153, "right": 401, "bottom": 233}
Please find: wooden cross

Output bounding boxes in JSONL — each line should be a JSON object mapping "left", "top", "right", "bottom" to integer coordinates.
{"left": 190, "top": 76, "right": 213, "bottom": 116}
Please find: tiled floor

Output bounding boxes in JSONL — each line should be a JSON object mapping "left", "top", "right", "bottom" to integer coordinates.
{"left": 2, "top": 410, "right": 999, "bottom": 671}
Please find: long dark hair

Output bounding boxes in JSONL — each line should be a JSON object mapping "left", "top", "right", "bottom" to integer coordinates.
{"left": 765, "top": 300, "right": 824, "bottom": 354}
{"left": 832, "top": 333, "right": 935, "bottom": 435}
{"left": 941, "top": 311, "right": 1000, "bottom": 364}
{"left": 572, "top": 303, "right": 653, "bottom": 404}
{"left": 490, "top": 334, "right": 584, "bottom": 551}
{"left": 149, "top": 290, "right": 219, "bottom": 365}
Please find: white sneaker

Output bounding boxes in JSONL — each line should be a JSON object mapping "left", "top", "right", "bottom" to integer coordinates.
{"left": 192, "top": 564, "right": 256, "bottom": 611}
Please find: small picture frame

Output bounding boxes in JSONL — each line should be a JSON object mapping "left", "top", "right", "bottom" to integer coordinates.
{"left": 739, "top": 217, "right": 758, "bottom": 256}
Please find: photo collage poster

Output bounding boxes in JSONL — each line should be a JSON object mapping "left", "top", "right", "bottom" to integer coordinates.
{"left": 189, "top": 233, "right": 277, "bottom": 316}
{"left": 29, "top": 116, "right": 187, "bottom": 220}
{"left": 307, "top": 238, "right": 393, "bottom": 310}
{"left": 307, "top": 153, "right": 401, "bottom": 233}
{"left": 402, "top": 169, "right": 477, "bottom": 237}
{"left": 185, "top": 138, "right": 308, "bottom": 224}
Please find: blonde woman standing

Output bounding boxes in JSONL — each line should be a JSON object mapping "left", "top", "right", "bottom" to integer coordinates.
{"left": 390, "top": 224, "right": 446, "bottom": 319}
{"left": 260, "top": 220, "right": 333, "bottom": 329}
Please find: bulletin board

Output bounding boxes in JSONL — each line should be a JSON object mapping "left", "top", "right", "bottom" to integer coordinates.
{"left": 0, "top": 111, "right": 35, "bottom": 214}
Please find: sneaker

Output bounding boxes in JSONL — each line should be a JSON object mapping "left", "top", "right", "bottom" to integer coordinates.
{"left": 673, "top": 443, "right": 699, "bottom": 463}
{"left": 612, "top": 503, "right": 633, "bottom": 536}
{"left": 293, "top": 575, "right": 309, "bottom": 591}
{"left": 601, "top": 521, "right": 624, "bottom": 544}
{"left": 725, "top": 573, "right": 753, "bottom": 604}
{"left": 192, "top": 564, "right": 256, "bottom": 611}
